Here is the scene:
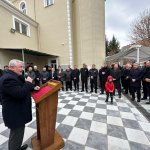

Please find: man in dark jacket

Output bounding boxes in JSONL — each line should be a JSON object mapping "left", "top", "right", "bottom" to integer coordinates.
{"left": 47, "top": 66, "right": 57, "bottom": 80}
{"left": 27, "top": 66, "right": 36, "bottom": 85}
{"left": 99, "top": 63, "right": 110, "bottom": 94}
{"left": 3, "top": 65, "right": 9, "bottom": 74}
{"left": 49, "top": 68, "right": 57, "bottom": 80}
{"left": 64, "top": 68, "right": 72, "bottom": 91}
{"left": 89, "top": 64, "right": 98, "bottom": 93}
{"left": 67, "top": 65, "right": 73, "bottom": 89}
{"left": 0, "top": 59, "right": 40, "bottom": 150}
{"left": 0, "top": 69, "right": 3, "bottom": 77}
{"left": 110, "top": 63, "right": 122, "bottom": 98}
{"left": 80, "top": 64, "right": 89, "bottom": 92}
{"left": 123, "top": 64, "right": 132, "bottom": 94}
{"left": 72, "top": 65, "right": 80, "bottom": 91}
{"left": 47, "top": 66, "right": 52, "bottom": 80}
{"left": 141, "top": 62, "right": 148, "bottom": 100}
{"left": 143, "top": 61, "right": 150, "bottom": 104}
{"left": 41, "top": 67, "right": 49, "bottom": 84}
{"left": 57, "top": 66, "right": 65, "bottom": 91}
{"left": 121, "top": 64, "right": 126, "bottom": 90}
{"left": 33, "top": 65, "right": 41, "bottom": 86}
{"left": 129, "top": 63, "right": 142, "bottom": 102}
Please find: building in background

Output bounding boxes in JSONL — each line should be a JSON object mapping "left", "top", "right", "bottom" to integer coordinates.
{"left": 0, "top": 0, "right": 105, "bottom": 69}
{"left": 106, "top": 44, "right": 150, "bottom": 66}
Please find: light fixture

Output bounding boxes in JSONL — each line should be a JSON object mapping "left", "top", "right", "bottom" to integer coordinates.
{"left": 10, "top": 28, "right": 15, "bottom": 33}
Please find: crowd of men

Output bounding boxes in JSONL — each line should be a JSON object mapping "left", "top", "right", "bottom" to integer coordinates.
{"left": 0, "top": 60, "right": 150, "bottom": 104}
{"left": 0, "top": 59, "right": 149, "bottom": 150}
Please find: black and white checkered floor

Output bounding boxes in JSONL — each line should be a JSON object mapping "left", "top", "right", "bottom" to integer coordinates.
{"left": 0, "top": 91, "right": 150, "bottom": 150}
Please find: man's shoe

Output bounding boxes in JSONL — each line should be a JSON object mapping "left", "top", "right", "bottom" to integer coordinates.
{"left": 137, "top": 100, "right": 140, "bottom": 102}
{"left": 100, "top": 93, "right": 104, "bottom": 95}
{"left": 20, "top": 144, "right": 28, "bottom": 150}
{"left": 131, "top": 98, "right": 135, "bottom": 101}
{"left": 146, "top": 102, "right": 150, "bottom": 104}
{"left": 119, "top": 95, "right": 121, "bottom": 98}
{"left": 146, "top": 101, "right": 150, "bottom": 104}
{"left": 141, "top": 97, "right": 147, "bottom": 100}
{"left": 81, "top": 90, "right": 84, "bottom": 92}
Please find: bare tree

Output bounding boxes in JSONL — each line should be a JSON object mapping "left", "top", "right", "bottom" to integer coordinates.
{"left": 130, "top": 9, "right": 150, "bottom": 46}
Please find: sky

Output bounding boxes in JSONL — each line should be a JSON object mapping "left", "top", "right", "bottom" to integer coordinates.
{"left": 105, "top": 0, "right": 150, "bottom": 48}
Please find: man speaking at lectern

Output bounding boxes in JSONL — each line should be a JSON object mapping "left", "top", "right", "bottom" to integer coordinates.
{"left": 0, "top": 59, "right": 40, "bottom": 150}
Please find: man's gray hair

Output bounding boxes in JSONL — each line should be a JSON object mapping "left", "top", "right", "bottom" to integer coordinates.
{"left": 9, "top": 59, "right": 24, "bottom": 67}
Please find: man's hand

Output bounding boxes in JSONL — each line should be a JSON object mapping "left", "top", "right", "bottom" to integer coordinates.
{"left": 34, "top": 86, "right": 40, "bottom": 91}
{"left": 145, "top": 78, "right": 150, "bottom": 82}
{"left": 25, "top": 76, "right": 33, "bottom": 83}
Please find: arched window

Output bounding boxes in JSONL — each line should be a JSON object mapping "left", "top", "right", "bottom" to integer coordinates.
{"left": 20, "top": 1, "right": 27, "bottom": 14}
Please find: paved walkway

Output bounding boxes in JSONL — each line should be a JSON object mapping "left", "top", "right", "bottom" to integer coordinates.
{"left": 138, "top": 100, "right": 150, "bottom": 114}
{"left": 0, "top": 91, "right": 150, "bottom": 150}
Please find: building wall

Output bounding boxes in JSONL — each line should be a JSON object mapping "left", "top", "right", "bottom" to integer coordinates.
{"left": 12, "top": 0, "right": 74, "bottom": 66}
{"left": 34, "top": 0, "right": 70, "bottom": 66}
{"left": 0, "top": 5, "right": 38, "bottom": 50}
{"left": 0, "top": 49, "right": 21, "bottom": 69}
{"left": 72, "top": 0, "right": 106, "bottom": 68}
{"left": 10, "top": 0, "right": 106, "bottom": 68}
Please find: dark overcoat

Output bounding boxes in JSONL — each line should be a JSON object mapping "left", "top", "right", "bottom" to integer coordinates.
{"left": 99, "top": 67, "right": 110, "bottom": 82}
{"left": 72, "top": 69, "right": 80, "bottom": 81}
{"left": 110, "top": 69, "right": 121, "bottom": 87}
{"left": 129, "top": 68, "right": 142, "bottom": 88}
{"left": 0, "top": 70, "right": 34, "bottom": 129}
{"left": 143, "top": 66, "right": 150, "bottom": 87}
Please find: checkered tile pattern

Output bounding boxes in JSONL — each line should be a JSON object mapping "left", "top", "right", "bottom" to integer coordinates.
{"left": 0, "top": 91, "right": 150, "bottom": 150}
{"left": 139, "top": 100, "right": 150, "bottom": 114}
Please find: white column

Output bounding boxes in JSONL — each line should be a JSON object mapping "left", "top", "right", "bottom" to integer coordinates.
{"left": 137, "top": 47, "right": 140, "bottom": 63}
{"left": 22, "top": 49, "right": 25, "bottom": 73}
{"left": 67, "top": 0, "right": 73, "bottom": 67}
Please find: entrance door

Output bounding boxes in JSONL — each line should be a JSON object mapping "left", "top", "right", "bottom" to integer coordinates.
{"left": 48, "top": 59, "right": 58, "bottom": 70}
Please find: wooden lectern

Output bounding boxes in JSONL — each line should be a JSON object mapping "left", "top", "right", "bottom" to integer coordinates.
{"left": 31, "top": 80, "right": 65, "bottom": 150}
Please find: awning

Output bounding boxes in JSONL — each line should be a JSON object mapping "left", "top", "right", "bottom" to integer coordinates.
{"left": 124, "top": 46, "right": 150, "bottom": 62}
{"left": 0, "top": 48, "right": 58, "bottom": 72}
{"left": 106, "top": 45, "right": 150, "bottom": 63}
{"left": 2, "top": 48, "right": 57, "bottom": 57}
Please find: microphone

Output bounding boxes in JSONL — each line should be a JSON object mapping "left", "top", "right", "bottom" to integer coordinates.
{"left": 24, "top": 72, "right": 28, "bottom": 78}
